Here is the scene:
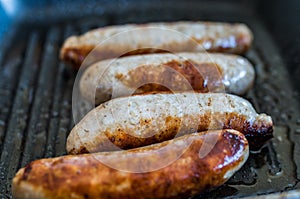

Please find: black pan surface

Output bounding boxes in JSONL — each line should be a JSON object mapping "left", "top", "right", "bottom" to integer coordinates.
{"left": 0, "top": 1, "right": 300, "bottom": 198}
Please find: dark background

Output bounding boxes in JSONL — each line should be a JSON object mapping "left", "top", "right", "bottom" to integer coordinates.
{"left": 0, "top": 0, "right": 299, "bottom": 93}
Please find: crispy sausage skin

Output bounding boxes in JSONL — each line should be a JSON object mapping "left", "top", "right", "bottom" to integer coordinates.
{"left": 80, "top": 52, "right": 255, "bottom": 104}
{"left": 60, "top": 21, "right": 253, "bottom": 69}
{"left": 67, "top": 93, "right": 272, "bottom": 154}
{"left": 13, "top": 129, "right": 249, "bottom": 199}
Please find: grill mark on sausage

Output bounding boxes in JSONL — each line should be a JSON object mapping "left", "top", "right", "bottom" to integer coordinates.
{"left": 121, "top": 60, "right": 224, "bottom": 94}
{"left": 102, "top": 116, "right": 182, "bottom": 151}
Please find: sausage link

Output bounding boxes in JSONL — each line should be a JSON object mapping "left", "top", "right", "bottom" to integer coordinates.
{"left": 60, "top": 21, "right": 253, "bottom": 69}
{"left": 67, "top": 93, "right": 272, "bottom": 154}
{"left": 80, "top": 52, "right": 255, "bottom": 104}
{"left": 13, "top": 129, "right": 249, "bottom": 199}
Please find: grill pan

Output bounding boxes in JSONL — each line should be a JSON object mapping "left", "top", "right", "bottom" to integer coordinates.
{"left": 1, "top": 0, "right": 300, "bottom": 198}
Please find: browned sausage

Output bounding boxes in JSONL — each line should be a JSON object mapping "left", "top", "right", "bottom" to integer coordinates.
{"left": 67, "top": 93, "right": 272, "bottom": 154}
{"left": 12, "top": 129, "right": 249, "bottom": 199}
{"left": 80, "top": 52, "right": 255, "bottom": 104}
{"left": 60, "top": 21, "right": 253, "bottom": 69}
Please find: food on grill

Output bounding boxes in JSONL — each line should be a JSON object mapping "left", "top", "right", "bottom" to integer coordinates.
{"left": 60, "top": 21, "right": 253, "bottom": 69}
{"left": 12, "top": 129, "right": 249, "bottom": 199}
{"left": 67, "top": 93, "right": 273, "bottom": 154}
{"left": 12, "top": 18, "right": 271, "bottom": 199}
{"left": 80, "top": 52, "right": 254, "bottom": 104}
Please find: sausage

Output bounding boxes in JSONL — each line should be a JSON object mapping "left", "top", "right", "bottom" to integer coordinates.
{"left": 80, "top": 52, "right": 255, "bottom": 104}
{"left": 67, "top": 93, "right": 272, "bottom": 154}
{"left": 60, "top": 21, "right": 253, "bottom": 69}
{"left": 12, "top": 129, "right": 249, "bottom": 199}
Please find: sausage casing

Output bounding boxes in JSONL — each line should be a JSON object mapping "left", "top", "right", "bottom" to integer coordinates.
{"left": 60, "top": 21, "right": 253, "bottom": 69}
{"left": 13, "top": 129, "right": 249, "bottom": 199}
{"left": 80, "top": 52, "right": 255, "bottom": 104}
{"left": 67, "top": 93, "right": 272, "bottom": 154}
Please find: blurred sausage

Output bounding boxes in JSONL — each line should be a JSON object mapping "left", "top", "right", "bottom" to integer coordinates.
{"left": 60, "top": 21, "right": 253, "bottom": 69}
